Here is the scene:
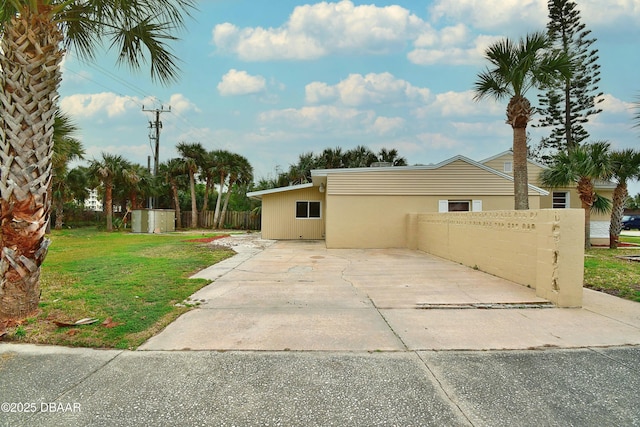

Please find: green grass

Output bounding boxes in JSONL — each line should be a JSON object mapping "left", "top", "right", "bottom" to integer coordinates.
{"left": 5, "top": 228, "right": 234, "bottom": 349}
{"left": 584, "top": 236, "right": 640, "bottom": 302}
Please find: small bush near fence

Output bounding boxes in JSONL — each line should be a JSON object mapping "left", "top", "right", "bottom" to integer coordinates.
{"left": 181, "top": 211, "right": 260, "bottom": 230}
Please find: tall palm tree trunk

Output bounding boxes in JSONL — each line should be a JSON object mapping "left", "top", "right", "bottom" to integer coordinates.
{"left": 217, "top": 178, "right": 237, "bottom": 229}
{"left": 577, "top": 177, "right": 595, "bottom": 250}
{"left": 170, "top": 181, "right": 182, "bottom": 229}
{"left": 609, "top": 183, "right": 627, "bottom": 249}
{"left": 105, "top": 184, "right": 114, "bottom": 232}
{"left": 512, "top": 126, "right": 530, "bottom": 210}
{"left": 54, "top": 200, "right": 64, "bottom": 230}
{"left": 0, "top": 9, "right": 63, "bottom": 320}
{"left": 213, "top": 172, "right": 225, "bottom": 229}
{"left": 189, "top": 173, "right": 197, "bottom": 228}
{"left": 508, "top": 95, "right": 531, "bottom": 211}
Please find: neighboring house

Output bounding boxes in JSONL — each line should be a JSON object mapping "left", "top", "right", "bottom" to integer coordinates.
{"left": 248, "top": 154, "right": 550, "bottom": 248}
{"left": 82, "top": 188, "right": 123, "bottom": 214}
{"left": 480, "top": 151, "right": 615, "bottom": 246}
{"left": 84, "top": 188, "right": 103, "bottom": 212}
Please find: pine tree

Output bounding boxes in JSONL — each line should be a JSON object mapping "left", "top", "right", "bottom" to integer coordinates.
{"left": 535, "top": 0, "right": 603, "bottom": 158}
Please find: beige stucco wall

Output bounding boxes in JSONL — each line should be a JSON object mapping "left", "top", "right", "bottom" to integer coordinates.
{"left": 539, "top": 187, "right": 614, "bottom": 245}
{"left": 325, "top": 194, "right": 541, "bottom": 249}
{"left": 407, "top": 209, "right": 585, "bottom": 307}
{"left": 260, "top": 187, "right": 325, "bottom": 240}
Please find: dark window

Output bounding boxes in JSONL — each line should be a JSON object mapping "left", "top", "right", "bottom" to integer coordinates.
{"left": 448, "top": 201, "right": 470, "bottom": 212}
{"left": 308, "top": 201, "right": 321, "bottom": 218}
{"left": 296, "top": 201, "right": 321, "bottom": 219}
{"left": 296, "top": 201, "right": 308, "bottom": 218}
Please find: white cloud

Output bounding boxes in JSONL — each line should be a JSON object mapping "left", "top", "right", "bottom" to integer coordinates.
{"left": 416, "top": 133, "right": 461, "bottom": 150}
{"left": 409, "top": 33, "right": 501, "bottom": 66}
{"left": 168, "top": 94, "right": 201, "bottom": 114}
{"left": 212, "top": 0, "right": 427, "bottom": 61}
{"left": 429, "top": 0, "right": 640, "bottom": 34}
{"left": 306, "top": 72, "right": 430, "bottom": 107}
{"left": 258, "top": 105, "right": 375, "bottom": 130}
{"left": 305, "top": 82, "right": 338, "bottom": 104}
{"left": 60, "top": 92, "right": 140, "bottom": 118}
{"left": 217, "top": 69, "right": 267, "bottom": 96}
{"left": 372, "top": 117, "right": 405, "bottom": 135}
{"left": 429, "top": 0, "right": 547, "bottom": 33}
{"left": 412, "top": 90, "right": 503, "bottom": 120}
{"left": 599, "top": 93, "right": 635, "bottom": 115}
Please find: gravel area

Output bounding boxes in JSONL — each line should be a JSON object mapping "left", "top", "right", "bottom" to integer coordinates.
{"left": 210, "top": 233, "right": 276, "bottom": 251}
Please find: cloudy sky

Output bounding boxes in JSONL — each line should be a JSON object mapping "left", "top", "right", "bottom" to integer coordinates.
{"left": 59, "top": 0, "right": 640, "bottom": 193}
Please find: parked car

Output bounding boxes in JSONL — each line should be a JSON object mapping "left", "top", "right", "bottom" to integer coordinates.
{"left": 622, "top": 215, "right": 640, "bottom": 230}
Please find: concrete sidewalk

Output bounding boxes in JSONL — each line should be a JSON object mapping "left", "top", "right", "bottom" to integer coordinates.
{"left": 141, "top": 239, "right": 640, "bottom": 351}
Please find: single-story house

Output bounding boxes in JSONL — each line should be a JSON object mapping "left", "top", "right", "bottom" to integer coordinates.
{"left": 248, "top": 152, "right": 591, "bottom": 248}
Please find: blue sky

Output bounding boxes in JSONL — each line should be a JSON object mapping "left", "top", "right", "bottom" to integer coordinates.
{"left": 59, "top": 0, "right": 640, "bottom": 194}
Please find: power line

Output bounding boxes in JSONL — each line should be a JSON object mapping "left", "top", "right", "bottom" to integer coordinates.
{"left": 64, "top": 62, "right": 222, "bottom": 154}
{"left": 142, "top": 105, "right": 171, "bottom": 209}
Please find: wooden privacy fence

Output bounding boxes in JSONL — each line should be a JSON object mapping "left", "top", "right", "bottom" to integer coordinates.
{"left": 181, "top": 211, "right": 261, "bottom": 230}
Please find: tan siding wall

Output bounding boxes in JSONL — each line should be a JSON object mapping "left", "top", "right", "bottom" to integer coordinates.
{"left": 261, "top": 187, "right": 324, "bottom": 240}
{"left": 484, "top": 153, "right": 545, "bottom": 187}
{"left": 483, "top": 155, "right": 512, "bottom": 175}
{"left": 325, "top": 194, "right": 537, "bottom": 248}
{"left": 327, "top": 160, "right": 516, "bottom": 196}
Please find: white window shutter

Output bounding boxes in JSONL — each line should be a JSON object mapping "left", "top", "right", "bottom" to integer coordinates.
{"left": 472, "top": 200, "right": 482, "bottom": 212}
{"left": 438, "top": 200, "right": 448, "bottom": 213}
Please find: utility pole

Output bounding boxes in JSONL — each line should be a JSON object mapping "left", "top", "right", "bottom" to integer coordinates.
{"left": 142, "top": 105, "right": 171, "bottom": 208}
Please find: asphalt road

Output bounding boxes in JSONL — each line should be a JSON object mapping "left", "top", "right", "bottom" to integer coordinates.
{"left": 1, "top": 344, "right": 639, "bottom": 426}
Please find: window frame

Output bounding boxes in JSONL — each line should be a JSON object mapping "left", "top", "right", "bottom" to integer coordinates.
{"left": 439, "top": 199, "right": 482, "bottom": 212}
{"left": 448, "top": 200, "right": 471, "bottom": 212}
{"left": 295, "top": 200, "right": 322, "bottom": 219}
{"left": 552, "top": 191, "right": 569, "bottom": 209}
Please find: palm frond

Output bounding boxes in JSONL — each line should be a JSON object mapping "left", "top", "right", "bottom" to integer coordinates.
{"left": 592, "top": 192, "right": 612, "bottom": 215}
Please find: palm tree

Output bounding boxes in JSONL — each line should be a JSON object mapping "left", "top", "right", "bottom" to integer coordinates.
{"left": 377, "top": 148, "right": 407, "bottom": 166}
{"left": 217, "top": 154, "right": 253, "bottom": 229}
{"left": 608, "top": 149, "right": 640, "bottom": 248}
{"left": 287, "top": 152, "right": 318, "bottom": 184}
{"left": 345, "top": 146, "right": 377, "bottom": 168}
{"left": 474, "top": 32, "right": 572, "bottom": 210}
{"left": 120, "top": 163, "right": 153, "bottom": 214}
{"left": 539, "top": 141, "right": 612, "bottom": 249}
{"left": 0, "top": 1, "right": 195, "bottom": 320}
{"left": 160, "top": 159, "right": 186, "bottom": 229}
{"left": 176, "top": 142, "right": 205, "bottom": 228}
{"left": 320, "top": 147, "right": 345, "bottom": 169}
{"left": 199, "top": 151, "right": 217, "bottom": 214}
{"left": 51, "top": 112, "right": 85, "bottom": 230}
{"left": 89, "top": 153, "right": 132, "bottom": 232}
{"left": 211, "top": 149, "right": 234, "bottom": 229}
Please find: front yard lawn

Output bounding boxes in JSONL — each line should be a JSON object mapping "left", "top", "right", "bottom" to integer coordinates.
{"left": 2, "top": 228, "right": 234, "bottom": 349}
{"left": 584, "top": 236, "right": 640, "bottom": 302}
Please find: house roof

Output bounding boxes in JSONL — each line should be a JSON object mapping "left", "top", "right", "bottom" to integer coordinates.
{"left": 247, "top": 183, "right": 313, "bottom": 200}
{"left": 311, "top": 154, "right": 549, "bottom": 195}
{"left": 480, "top": 149, "right": 550, "bottom": 170}
{"left": 480, "top": 149, "right": 617, "bottom": 190}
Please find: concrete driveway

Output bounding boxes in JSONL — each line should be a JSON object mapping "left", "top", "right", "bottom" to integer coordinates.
{"left": 140, "top": 237, "right": 640, "bottom": 351}
{"left": 2, "top": 236, "right": 640, "bottom": 426}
